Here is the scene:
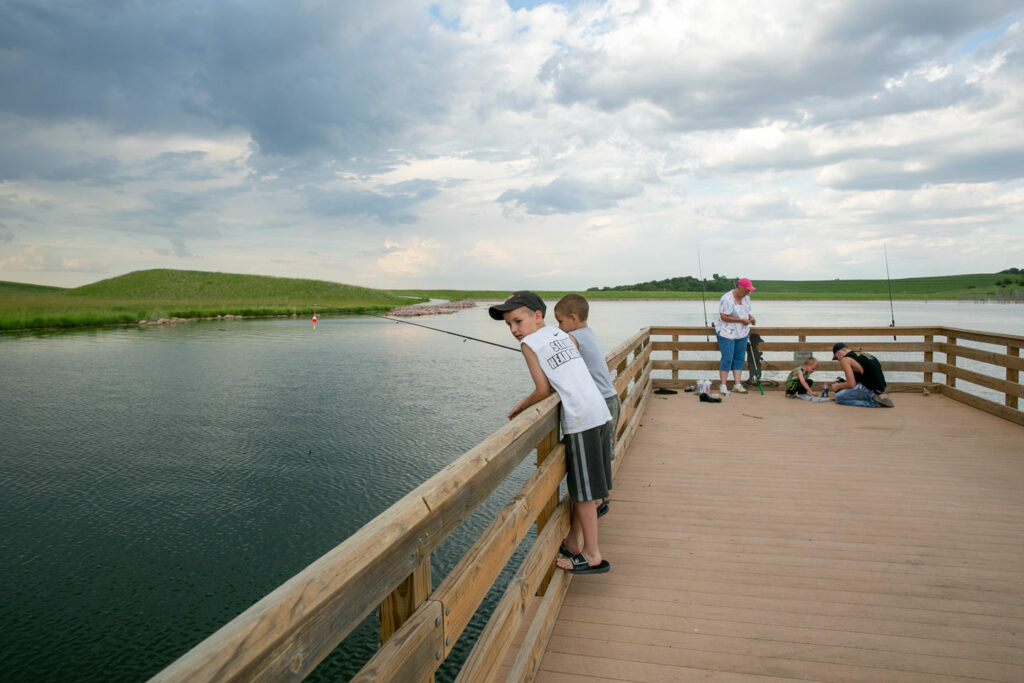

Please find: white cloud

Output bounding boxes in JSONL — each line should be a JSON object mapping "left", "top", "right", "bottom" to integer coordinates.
{"left": 0, "top": 1, "right": 1022, "bottom": 288}
{"left": 0, "top": 245, "right": 108, "bottom": 274}
{"left": 370, "top": 238, "right": 443, "bottom": 278}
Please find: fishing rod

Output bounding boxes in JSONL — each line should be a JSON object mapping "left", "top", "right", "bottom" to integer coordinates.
{"left": 752, "top": 357, "right": 765, "bottom": 395}
{"left": 697, "top": 249, "right": 709, "bottom": 342}
{"left": 884, "top": 244, "right": 896, "bottom": 341}
{"left": 368, "top": 313, "right": 522, "bottom": 353}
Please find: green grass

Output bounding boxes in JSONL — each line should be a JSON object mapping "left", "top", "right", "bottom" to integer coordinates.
{"left": 398, "top": 273, "right": 1024, "bottom": 302}
{"left": 749, "top": 273, "right": 1019, "bottom": 298}
{"left": 396, "top": 289, "right": 715, "bottom": 301}
{"left": 0, "top": 269, "right": 422, "bottom": 331}
{"left": 4, "top": 270, "right": 1021, "bottom": 331}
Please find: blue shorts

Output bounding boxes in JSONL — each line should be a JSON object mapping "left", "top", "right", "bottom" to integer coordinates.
{"left": 716, "top": 333, "right": 748, "bottom": 372}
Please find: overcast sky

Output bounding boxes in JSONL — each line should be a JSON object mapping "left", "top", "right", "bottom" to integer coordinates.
{"left": 1, "top": 0, "right": 1022, "bottom": 289}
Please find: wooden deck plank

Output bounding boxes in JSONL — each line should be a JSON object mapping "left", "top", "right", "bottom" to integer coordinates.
{"left": 558, "top": 604, "right": 1024, "bottom": 664}
{"left": 535, "top": 391, "right": 1024, "bottom": 682}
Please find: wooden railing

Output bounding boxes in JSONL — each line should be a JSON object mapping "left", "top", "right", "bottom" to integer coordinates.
{"left": 150, "top": 324, "right": 1021, "bottom": 683}
{"left": 150, "top": 328, "right": 652, "bottom": 683}
{"left": 649, "top": 326, "right": 1024, "bottom": 427}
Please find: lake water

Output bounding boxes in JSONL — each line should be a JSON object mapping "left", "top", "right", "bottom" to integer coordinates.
{"left": 1, "top": 300, "right": 1021, "bottom": 681}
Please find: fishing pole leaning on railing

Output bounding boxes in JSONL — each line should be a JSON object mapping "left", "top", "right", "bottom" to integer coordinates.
{"left": 367, "top": 313, "right": 522, "bottom": 352}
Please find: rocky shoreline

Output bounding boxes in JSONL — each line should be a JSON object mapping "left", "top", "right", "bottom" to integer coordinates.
{"left": 136, "top": 302, "right": 480, "bottom": 326}
{"left": 388, "top": 300, "right": 476, "bottom": 317}
{"left": 139, "top": 314, "right": 247, "bottom": 325}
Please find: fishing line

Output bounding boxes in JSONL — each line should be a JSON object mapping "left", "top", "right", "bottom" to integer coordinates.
{"left": 368, "top": 313, "right": 522, "bottom": 353}
{"left": 697, "top": 249, "right": 709, "bottom": 342}
{"left": 884, "top": 243, "right": 896, "bottom": 341}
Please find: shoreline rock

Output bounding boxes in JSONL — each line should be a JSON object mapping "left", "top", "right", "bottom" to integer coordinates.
{"left": 139, "top": 314, "right": 245, "bottom": 325}
{"left": 388, "top": 300, "right": 476, "bottom": 317}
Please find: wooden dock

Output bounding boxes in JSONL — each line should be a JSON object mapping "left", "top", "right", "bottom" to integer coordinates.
{"left": 536, "top": 390, "right": 1024, "bottom": 682}
{"left": 151, "top": 326, "right": 1023, "bottom": 683}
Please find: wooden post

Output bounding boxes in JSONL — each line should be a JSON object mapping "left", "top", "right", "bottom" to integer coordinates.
{"left": 946, "top": 335, "right": 957, "bottom": 389}
{"left": 379, "top": 555, "right": 432, "bottom": 645}
{"left": 1007, "top": 345, "right": 1020, "bottom": 409}
{"left": 534, "top": 425, "right": 561, "bottom": 596}
{"left": 671, "top": 333, "right": 679, "bottom": 382}
{"left": 924, "top": 334, "right": 933, "bottom": 384}
{"left": 634, "top": 340, "right": 645, "bottom": 385}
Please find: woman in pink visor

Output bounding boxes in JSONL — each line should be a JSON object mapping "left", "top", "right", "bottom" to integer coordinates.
{"left": 714, "top": 278, "right": 757, "bottom": 395}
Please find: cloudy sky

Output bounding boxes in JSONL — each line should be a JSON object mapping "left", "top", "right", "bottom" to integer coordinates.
{"left": 1, "top": 0, "right": 1022, "bottom": 289}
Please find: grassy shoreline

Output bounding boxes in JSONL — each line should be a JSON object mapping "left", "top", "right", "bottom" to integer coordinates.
{"left": 0, "top": 270, "right": 423, "bottom": 331}
{"left": 399, "top": 272, "right": 1024, "bottom": 303}
{"left": 2, "top": 269, "right": 1021, "bottom": 332}
{"left": 401, "top": 289, "right": 1023, "bottom": 302}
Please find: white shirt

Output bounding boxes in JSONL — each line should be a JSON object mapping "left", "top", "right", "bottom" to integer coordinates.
{"left": 715, "top": 290, "right": 752, "bottom": 340}
{"left": 522, "top": 326, "right": 611, "bottom": 434}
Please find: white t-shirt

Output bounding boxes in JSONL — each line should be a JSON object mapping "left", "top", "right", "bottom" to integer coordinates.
{"left": 522, "top": 326, "right": 611, "bottom": 434}
{"left": 715, "top": 290, "right": 752, "bottom": 340}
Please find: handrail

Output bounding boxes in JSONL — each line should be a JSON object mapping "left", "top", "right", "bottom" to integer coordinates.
{"left": 647, "top": 326, "right": 1023, "bottom": 426}
{"left": 151, "top": 327, "right": 653, "bottom": 682}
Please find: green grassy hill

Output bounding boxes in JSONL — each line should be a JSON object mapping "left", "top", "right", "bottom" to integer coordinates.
{"left": 0, "top": 269, "right": 420, "bottom": 330}
{"left": 0, "top": 280, "right": 64, "bottom": 294}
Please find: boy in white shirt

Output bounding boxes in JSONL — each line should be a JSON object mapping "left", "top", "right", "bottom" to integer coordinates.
{"left": 490, "top": 291, "right": 612, "bottom": 574}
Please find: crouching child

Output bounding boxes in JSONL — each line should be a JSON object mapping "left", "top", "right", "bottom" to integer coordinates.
{"left": 490, "top": 291, "right": 612, "bottom": 574}
{"left": 785, "top": 357, "right": 829, "bottom": 402}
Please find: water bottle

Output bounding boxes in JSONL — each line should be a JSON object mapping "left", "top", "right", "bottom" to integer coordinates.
{"left": 822, "top": 385, "right": 830, "bottom": 399}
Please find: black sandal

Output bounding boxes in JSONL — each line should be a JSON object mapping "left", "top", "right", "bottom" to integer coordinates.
{"left": 560, "top": 552, "right": 610, "bottom": 574}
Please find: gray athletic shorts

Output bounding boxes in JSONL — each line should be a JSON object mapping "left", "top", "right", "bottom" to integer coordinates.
{"left": 564, "top": 422, "right": 612, "bottom": 503}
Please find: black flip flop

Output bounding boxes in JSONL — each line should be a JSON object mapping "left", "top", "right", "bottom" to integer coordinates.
{"left": 558, "top": 541, "right": 576, "bottom": 558}
{"left": 699, "top": 392, "right": 722, "bottom": 403}
{"left": 560, "top": 552, "right": 611, "bottom": 574}
{"left": 597, "top": 500, "right": 609, "bottom": 518}
{"left": 654, "top": 388, "right": 678, "bottom": 395}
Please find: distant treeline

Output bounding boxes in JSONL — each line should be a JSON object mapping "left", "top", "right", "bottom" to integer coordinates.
{"left": 589, "top": 274, "right": 737, "bottom": 292}
{"left": 591, "top": 269, "right": 1024, "bottom": 294}
{"left": 997, "top": 267, "right": 1024, "bottom": 287}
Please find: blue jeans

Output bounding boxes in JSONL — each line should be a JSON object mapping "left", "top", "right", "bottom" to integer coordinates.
{"left": 834, "top": 383, "right": 883, "bottom": 407}
{"left": 716, "top": 333, "right": 748, "bottom": 372}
